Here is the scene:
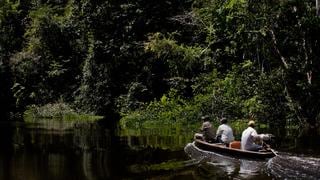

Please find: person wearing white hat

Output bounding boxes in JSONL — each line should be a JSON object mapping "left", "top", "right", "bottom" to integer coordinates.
{"left": 241, "top": 120, "right": 270, "bottom": 151}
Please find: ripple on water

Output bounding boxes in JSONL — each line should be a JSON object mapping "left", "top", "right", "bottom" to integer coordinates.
{"left": 184, "top": 143, "right": 271, "bottom": 179}
{"left": 267, "top": 154, "right": 320, "bottom": 179}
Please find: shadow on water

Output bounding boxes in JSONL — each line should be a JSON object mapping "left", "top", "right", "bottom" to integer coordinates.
{"left": 0, "top": 121, "right": 15, "bottom": 179}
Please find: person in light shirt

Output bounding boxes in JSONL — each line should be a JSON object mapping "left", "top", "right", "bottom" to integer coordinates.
{"left": 241, "top": 120, "right": 270, "bottom": 151}
{"left": 215, "top": 117, "right": 234, "bottom": 146}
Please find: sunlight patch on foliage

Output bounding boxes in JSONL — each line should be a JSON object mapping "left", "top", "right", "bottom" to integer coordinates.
{"left": 24, "top": 103, "right": 103, "bottom": 122}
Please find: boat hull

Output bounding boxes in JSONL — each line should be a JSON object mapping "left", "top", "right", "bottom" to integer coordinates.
{"left": 194, "top": 140, "right": 276, "bottom": 160}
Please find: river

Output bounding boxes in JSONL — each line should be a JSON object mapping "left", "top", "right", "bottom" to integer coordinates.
{"left": 0, "top": 118, "right": 319, "bottom": 179}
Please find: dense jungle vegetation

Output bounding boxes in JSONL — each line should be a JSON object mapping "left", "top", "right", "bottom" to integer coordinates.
{"left": 1, "top": 0, "right": 320, "bottom": 137}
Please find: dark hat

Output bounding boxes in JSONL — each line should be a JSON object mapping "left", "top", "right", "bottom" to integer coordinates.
{"left": 201, "top": 121, "right": 212, "bottom": 130}
{"left": 220, "top": 117, "right": 227, "bottom": 124}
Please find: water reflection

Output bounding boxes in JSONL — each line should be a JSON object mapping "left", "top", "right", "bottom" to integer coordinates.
{"left": 1, "top": 119, "right": 319, "bottom": 179}
{"left": 118, "top": 125, "right": 194, "bottom": 150}
{"left": 184, "top": 142, "right": 273, "bottom": 179}
{"left": 0, "top": 119, "right": 196, "bottom": 180}
{"left": 0, "top": 119, "right": 112, "bottom": 180}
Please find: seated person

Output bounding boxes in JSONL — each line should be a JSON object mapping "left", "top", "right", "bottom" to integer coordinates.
{"left": 241, "top": 120, "right": 270, "bottom": 151}
{"left": 215, "top": 117, "right": 234, "bottom": 146}
{"left": 201, "top": 121, "right": 216, "bottom": 143}
{"left": 194, "top": 116, "right": 216, "bottom": 143}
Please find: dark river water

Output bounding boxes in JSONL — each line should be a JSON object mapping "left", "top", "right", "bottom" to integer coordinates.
{"left": 0, "top": 118, "right": 319, "bottom": 180}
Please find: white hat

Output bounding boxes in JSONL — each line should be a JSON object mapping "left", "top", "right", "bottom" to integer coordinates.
{"left": 248, "top": 120, "right": 255, "bottom": 126}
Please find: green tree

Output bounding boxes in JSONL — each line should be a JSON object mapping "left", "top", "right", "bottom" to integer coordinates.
{"left": 0, "top": 0, "right": 27, "bottom": 117}
{"left": 76, "top": 0, "right": 193, "bottom": 116}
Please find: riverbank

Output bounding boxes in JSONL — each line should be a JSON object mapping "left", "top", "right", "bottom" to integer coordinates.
{"left": 24, "top": 103, "right": 104, "bottom": 122}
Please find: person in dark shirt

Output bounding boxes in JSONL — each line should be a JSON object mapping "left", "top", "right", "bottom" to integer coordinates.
{"left": 194, "top": 115, "right": 216, "bottom": 143}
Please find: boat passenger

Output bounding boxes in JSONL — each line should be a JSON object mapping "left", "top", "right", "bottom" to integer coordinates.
{"left": 215, "top": 117, "right": 234, "bottom": 146}
{"left": 241, "top": 120, "right": 270, "bottom": 151}
{"left": 194, "top": 116, "right": 216, "bottom": 143}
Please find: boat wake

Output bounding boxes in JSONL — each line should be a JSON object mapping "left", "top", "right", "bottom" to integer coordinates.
{"left": 185, "top": 143, "right": 320, "bottom": 179}
{"left": 184, "top": 143, "right": 269, "bottom": 179}
{"left": 267, "top": 154, "right": 320, "bottom": 179}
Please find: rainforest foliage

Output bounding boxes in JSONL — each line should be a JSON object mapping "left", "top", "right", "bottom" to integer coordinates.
{"left": 0, "top": 0, "right": 320, "bottom": 132}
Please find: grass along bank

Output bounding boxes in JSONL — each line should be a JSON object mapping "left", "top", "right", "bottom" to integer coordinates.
{"left": 24, "top": 103, "right": 104, "bottom": 122}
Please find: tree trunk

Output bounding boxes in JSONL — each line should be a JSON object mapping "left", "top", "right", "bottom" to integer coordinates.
{"left": 317, "top": 0, "right": 320, "bottom": 16}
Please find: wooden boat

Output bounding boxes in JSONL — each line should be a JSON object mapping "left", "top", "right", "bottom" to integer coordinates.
{"left": 194, "top": 139, "right": 276, "bottom": 160}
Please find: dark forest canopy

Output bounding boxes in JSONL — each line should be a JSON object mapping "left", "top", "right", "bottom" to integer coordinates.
{"left": 0, "top": 0, "right": 320, "bottom": 133}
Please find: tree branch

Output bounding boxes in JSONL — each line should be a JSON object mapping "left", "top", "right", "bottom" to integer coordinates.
{"left": 269, "top": 29, "right": 289, "bottom": 69}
